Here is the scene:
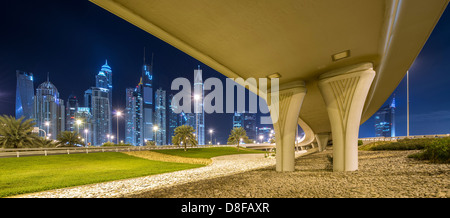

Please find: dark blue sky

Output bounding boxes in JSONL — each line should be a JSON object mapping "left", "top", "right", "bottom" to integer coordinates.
{"left": 0, "top": 0, "right": 449, "bottom": 142}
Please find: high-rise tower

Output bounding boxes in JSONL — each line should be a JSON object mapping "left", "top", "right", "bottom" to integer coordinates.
{"left": 65, "top": 94, "right": 79, "bottom": 132}
{"left": 15, "top": 70, "right": 34, "bottom": 121}
{"left": 194, "top": 65, "right": 205, "bottom": 145}
{"left": 96, "top": 60, "right": 113, "bottom": 114}
{"left": 87, "top": 87, "right": 111, "bottom": 145}
{"left": 374, "top": 96, "right": 396, "bottom": 137}
{"left": 125, "top": 86, "right": 144, "bottom": 146}
{"left": 34, "top": 75, "right": 65, "bottom": 140}
{"left": 141, "top": 50, "right": 154, "bottom": 142}
{"left": 155, "top": 88, "right": 166, "bottom": 145}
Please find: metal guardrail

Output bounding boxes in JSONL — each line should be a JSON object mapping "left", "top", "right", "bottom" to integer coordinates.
{"left": 0, "top": 144, "right": 234, "bottom": 158}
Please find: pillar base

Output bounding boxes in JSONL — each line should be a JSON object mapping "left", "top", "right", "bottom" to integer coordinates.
{"left": 318, "top": 63, "right": 375, "bottom": 172}
{"left": 315, "top": 133, "right": 330, "bottom": 152}
{"left": 270, "top": 81, "right": 307, "bottom": 172}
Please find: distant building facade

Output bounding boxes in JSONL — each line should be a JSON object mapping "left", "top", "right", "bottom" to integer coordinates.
{"left": 233, "top": 112, "right": 257, "bottom": 140}
{"left": 155, "top": 88, "right": 166, "bottom": 145}
{"left": 86, "top": 87, "right": 111, "bottom": 145}
{"left": 65, "top": 94, "right": 79, "bottom": 132}
{"left": 15, "top": 70, "right": 34, "bottom": 121}
{"left": 194, "top": 66, "right": 205, "bottom": 145}
{"left": 125, "top": 87, "right": 144, "bottom": 146}
{"left": 75, "top": 106, "right": 93, "bottom": 145}
{"left": 34, "top": 77, "right": 65, "bottom": 140}
{"left": 141, "top": 54, "right": 154, "bottom": 142}
{"left": 375, "top": 97, "right": 396, "bottom": 137}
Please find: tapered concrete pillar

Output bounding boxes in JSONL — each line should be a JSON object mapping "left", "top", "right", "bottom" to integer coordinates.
{"left": 269, "top": 81, "right": 307, "bottom": 172}
{"left": 318, "top": 63, "right": 375, "bottom": 172}
{"left": 315, "top": 133, "right": 330, "bottom": 152}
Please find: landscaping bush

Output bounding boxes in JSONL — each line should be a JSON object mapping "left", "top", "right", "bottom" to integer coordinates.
{"left": 359, "top": 138, "right": 441, "bottom": 151}
{"left": 101, "top": 141, "right": 116, "bottom": 147}
{"left": 408, "top": 138, "right": 450, "bottom": 163}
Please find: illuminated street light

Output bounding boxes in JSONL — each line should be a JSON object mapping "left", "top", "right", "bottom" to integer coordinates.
{"left": 44, "top": 121, "right": 50, "bottom": 139}
{"left": 84, "top": 129, "right": 89, "bottom": 147}
{"left": 115, "top": 110, "right": 122, "bottom": 144}
{"left": 194, "top": 94, "right": 200, "bottom": 101}
{"left": 209, "top": 129, "right": 213, "bottom": 145}
{"left": 259, "top": 135, "right": 264, "bottom": 143}
{"left": 76, "top": 120, "right": 82, "bottom": 134}
{"left": 153, "top": 125, "right": 159, "bottom": 145}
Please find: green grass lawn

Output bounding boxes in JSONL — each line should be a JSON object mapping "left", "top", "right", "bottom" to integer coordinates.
{"left": 153, "top": 146, "right": 265, "bottom": 159}
{"left": 0, "top": 146, "right": 264, "bottom": 197}
{"left": 0, "top": 152, "right": 203, "bottom": 197}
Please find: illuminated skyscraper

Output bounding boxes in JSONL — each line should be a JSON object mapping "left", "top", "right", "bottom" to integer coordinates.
{"left": 125, "top": 86, "right": 144, "bottom": 146}
{"left": 96, "top": 60, "right": 113, "bottom": 105}
{"left": 233, "top": 112, "right": 256, "bottom": 140}
{"left": 86, "top": 87, "right": 111, "bottom": 145}
{"left": 155, "top": 88, "right": 166, "bottom": 145}
{"left": 233, "top": 112, "right": 243, "bottom": 128}
{"left": 15, "top": 70, "right": 34, "bottom": 121}
{"left": 75, "top": 107, "right": 93, "bottom": 146}
{"left": 194, "top": 65, "right": 205, "bottom": 145}
{"left": 65, "top": 94, "right": 79, "bottom": 132}
{"left": 83, "top": 60, "right": 114, "bottom": 146}
{"left": 34, "top": 75, "right": 65, "bottom": 140}
{"left": 375, "top": 97, "right": 396, "bottom": 137}
{"left": 141, "top": 51, "right": 154, "bottom": 142}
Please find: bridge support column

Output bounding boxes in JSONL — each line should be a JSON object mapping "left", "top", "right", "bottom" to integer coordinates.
{"left": 270, "top": 81, "right": 307, "bottom": 172}
{"left": 318, "top": 63, "right": 375, "bottom": 172}
{"left": 315, "top": 133, "right": 330, "bottom": 152}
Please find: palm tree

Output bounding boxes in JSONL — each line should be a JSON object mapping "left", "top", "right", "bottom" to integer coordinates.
{"left": 0, "top": 115, "right": 37, "bottom": 148}
{"left": 227, "top": 127, "right": 248, "bottom": 151}
{"left": 57, "top": 131, "right": 83, "bottom": 147}
{"left": 172, "top": 125, "right": 198, "bottom": 151}
{"left": 32, "top": 137, "right": 57, "bottom": 148}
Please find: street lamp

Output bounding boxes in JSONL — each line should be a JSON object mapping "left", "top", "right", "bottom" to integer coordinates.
{"left": 76, "top": 120, "right": 82, "bottom": 134}
{"left": 45, "top": 121, "right": 50, "bottom": 139}
{"left": 209, "top": 129, "right": 213, "bottom": 145}
{"left": 84, "top": 129, "right": 89, "bottom": 147}
{"left": 115, "top": 111, "right": 122, "bottom": 144}
{"left": 259, "top": 135, "right": 264, "bottom": 144}
{"left": 153, "top": 125, "right": 159, "bottom": 145}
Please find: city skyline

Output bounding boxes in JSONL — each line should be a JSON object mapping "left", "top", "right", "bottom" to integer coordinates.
{"left": 0, "top": 1, "right": 449, "bottom": 143}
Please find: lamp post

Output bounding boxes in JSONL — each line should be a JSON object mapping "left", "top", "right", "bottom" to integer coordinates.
{"left": 44, "top": 121, "right": 50, "bottom": 139}
{"left": 116, "top": 111, "right": 122, "bottom": 144}
{"left": 407, "top": 70, "right": 410, "bottom": 137}
{"left": 259, "top": 135, "right": 264, "bottom": 144}
{"left": 76, "top": 120, "right": 82, "bottom": 134}
{"left": 153, "top": 125, "right": 159, "bottom": 145}
{"left": 209, "top": 129, "right": 213, "bottom": 145}
{"left": 84, "top": 129, "right": 89, "bottom": 147}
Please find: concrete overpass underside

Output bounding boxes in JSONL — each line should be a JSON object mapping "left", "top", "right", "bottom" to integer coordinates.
{"left": 90, "top": 0, "right": 449, "bottom": 172}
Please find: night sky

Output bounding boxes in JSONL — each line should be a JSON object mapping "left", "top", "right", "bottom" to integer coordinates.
{"left": 0, "top": 0, "right": 449, "bottom": 142}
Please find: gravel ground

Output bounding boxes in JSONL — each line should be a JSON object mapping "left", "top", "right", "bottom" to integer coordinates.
{"left": 14, "top": 148, "right": 449, "bottom": 198}
{"left": 15, "top": 150, "right": 302, "bottom": 198}
{"left": 127, "top": 148, "right": 450, "bottom": 198}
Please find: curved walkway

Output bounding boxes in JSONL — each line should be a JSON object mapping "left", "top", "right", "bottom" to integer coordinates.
{"left": 15, "top": 150, "right": 308, "bottom": 198}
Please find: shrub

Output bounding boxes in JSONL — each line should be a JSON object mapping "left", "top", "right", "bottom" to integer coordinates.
{"left": 359, "top": 138, "right": 441, "bottom": 151}
{"left": 358, "top": 140, "right": 363, "bottom": 146}
{"left": 408, "top": 138, "right": 450, "bottom": 163}
{"left": 101, "top": 141, "right": 116, "bottom": 147}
